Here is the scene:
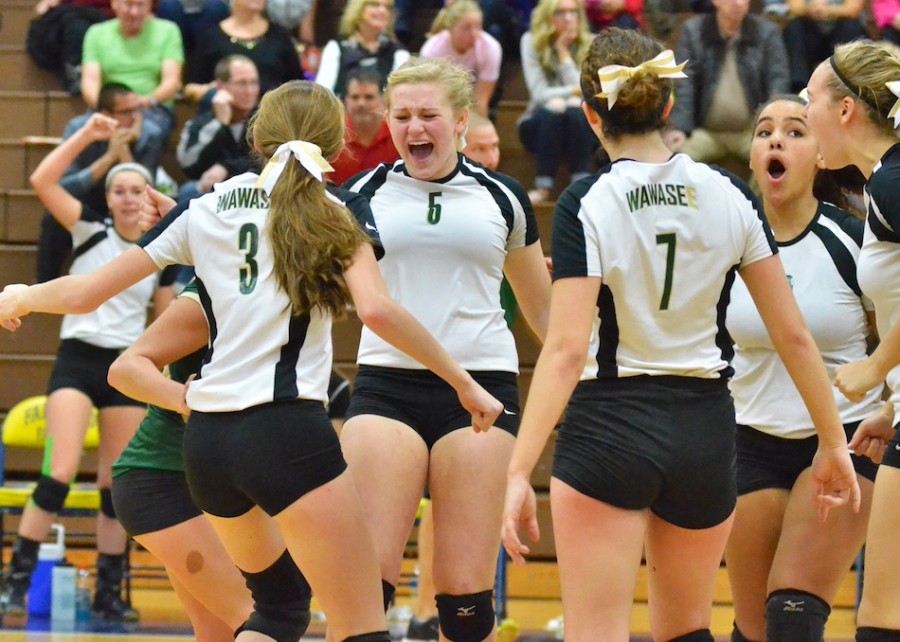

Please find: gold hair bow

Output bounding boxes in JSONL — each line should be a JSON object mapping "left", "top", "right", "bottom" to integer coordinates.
{"left": 255, "top": 140, "right": 334, "bottom": 195}
{"left": 886, "top": 80, "right": 900, "bottom": 129}
{"left": 597, "top": 50, "right": 687, "bottom": 109}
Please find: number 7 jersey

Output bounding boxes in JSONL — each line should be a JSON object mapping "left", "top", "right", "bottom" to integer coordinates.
{"left": 552, "top": 154, "right": 777, "bottom": 381}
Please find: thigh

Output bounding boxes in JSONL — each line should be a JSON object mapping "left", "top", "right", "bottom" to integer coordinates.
{"left": 852, "top": 466, "right": 900, "bottom": 629}
{"left": 550, "top": 478, "right": 648, "bottom": 642}
{"left": 645, "top": 510, "right": 735, "bottom": 641}
{"left": 96, "top": 406, "right": 144, "bottom": 486}
{"left": 429, "top": 426, "right": 515, "bottom": 593}
{"left": 45, "top": 388, "right": 94, "bottom": 481}
{"left": 725, "top": 488, "right": 790, "bottom": 641}
{"left": 340, "top": 414, "right": 429, "bottom": 585}
{"left": 135, "top": 514, "right": 253, "bottom": 632}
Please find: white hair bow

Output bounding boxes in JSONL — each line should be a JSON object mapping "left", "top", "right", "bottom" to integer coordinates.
{"left": 886, "top": 80, "right": 900, "bottom": 128}
{"left": 597, "top": 50, "right": 687, "bottom": 109}
{"left": 255, "top": 140, "right": 334, "bottom": 195}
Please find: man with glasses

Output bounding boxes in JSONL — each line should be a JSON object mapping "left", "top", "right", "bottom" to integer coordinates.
{"left": 35, "top": 82, "right": 166, "bottom": 282}
{"left": 176, "top": 55, "right": 261, "bottom": 202}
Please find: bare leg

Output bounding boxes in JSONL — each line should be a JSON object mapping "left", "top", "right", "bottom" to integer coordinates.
{"left": 550, "top": 478, "right": 647, "bottom": 642}
{"left": 855, "top": 466, "right": 900, "bottom": 630}
{"left": 95, "top": 405, "right": 143, "bottom": 555}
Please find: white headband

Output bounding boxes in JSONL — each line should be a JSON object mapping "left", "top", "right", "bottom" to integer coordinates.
{"left": 886, "top": 81, "right": 900, "bottom": 128}
{"left": 255, "top": 140, "right": 334, "bottom": 195}
{"left": 597, "top": 49, "right": 687, "bottom": 110}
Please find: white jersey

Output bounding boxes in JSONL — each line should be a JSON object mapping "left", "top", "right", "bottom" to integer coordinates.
{"left": 728, "top": 202, "right": 882, "bottom": 438}
{"left": 139, "top": 173, "right": 376, "bottom": 412}
{"left": 60, "top": 217, "right": 157, "bottom": 349}
{"left": 345, "top": 154, "right": 538, "bottom": 372}
{"left": 553, "top": 154, "right": 777, "bottom": 380}
{"left": 859, "top": 143, "right": 900, "bottom": 419}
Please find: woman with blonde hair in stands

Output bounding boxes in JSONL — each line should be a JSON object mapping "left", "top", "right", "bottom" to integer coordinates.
{"left": 315, "top": 0, "right": 410, "bottom": 99}
{"left": 0, "top": 79, "right": 502, "bottom": 642}
{"left": 807, "top": 39, "right": 900, "bottom": 642}
{"left": 502, "top": 27, "right": 859, "bottom": 642}
{"left": 420, "top": 0, "right": 503, "bottom": 117}
{"left": 519, "top": 0, "right": 595, "bottom": 204}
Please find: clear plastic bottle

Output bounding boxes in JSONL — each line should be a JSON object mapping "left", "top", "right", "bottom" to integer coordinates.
{"left": 75, "top": 565, "right": 92, "bottom": 621}
{"left": 51, "top": 562, "right": 76, "bottom": 622}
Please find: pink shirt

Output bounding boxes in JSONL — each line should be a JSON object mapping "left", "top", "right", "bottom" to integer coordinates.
{"left": 873, "top": 0, "right": 900, "bottom": 29}
{"left": 419, "top": 30, "right": 502, "bottom": 82}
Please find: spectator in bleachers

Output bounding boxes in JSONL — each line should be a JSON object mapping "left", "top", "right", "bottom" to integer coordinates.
{"left": 875, "top": 0, "right": 900, "bottom": 47}
{"left": 176, "top": 55, "right": 260, "bottom": 202}
{"left": 155, "top": 0, "right": 230, "bottom": 58}
{"left": 420, "top": 0, "right": 503, "bottom": 117}
{"left": 315, "top": 0, "right": 410, "bottom": 98}
{"left": 329, "top": 67, "right": 400, "bottom": 184}
{"left": 519, "top": 0, "right": 595, "bottom": 204}
{"left": 665, "top": 0, "right": 789, "bottom": 166}
{"left": 36, "top": 82, "right": 166, "bottom": 283}
{"left": 265, "top": 0, "right": 318, "bottom": 41}
{"left": 463, "top": 112, "right": 501, "bottom": 169}
{"left": 183, "top": 0, "right": 303, "bottom": 101}
{"left": 25, "top": 0, "right": 111, "bottom": 94}
{"left": 81, "top": 0, "right": 184, "bottom": 138}
{"left": 782, "top": 0, "right": 869, "bottom": 92}
{"left": 1, "top": 113, "right": 172, "bottom": 622}
{"left": 584, "top": 0, "right": 644, "bottom": 32}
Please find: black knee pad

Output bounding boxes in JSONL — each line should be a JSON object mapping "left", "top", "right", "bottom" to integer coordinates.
{"left": 731, "top": 623, "right": 760, "bottom": 642}
{"left": 100, "top": 487, "right": 116, "bottom": 518}
{"left": 765, "top": 589, "right": 830, "bottom": 642}
{"left": 343, "top": 633, "right": 391, "bottom": 642}
{"left": 382, "top": 579, "right": 395, "bottom": 612}
{"left": 667, "top": 629, "right": 715, "bottom": 642}
{"left": 236, "top": 550, "right": 312, "bottom": 642}
{"left": 857, "top": 627, "right": 900, "bottom": 641}
{"left": 31, "top": 475, "right": 69, "bottom": 513}
{"left": 435, "top": 589, "right": 494, "bottom": 642}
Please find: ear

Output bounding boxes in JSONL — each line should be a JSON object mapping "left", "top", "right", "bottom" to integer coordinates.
{"left": 661, "top": 93, "right": 674, "bottom": 119}
{"left": 839, "top": 95, "right": 856, "bottom": 125}
{"left": 816, "top": 152, "right": 826, "bottom": 169}
{"left": 581, "top": 100, "right": 601, "bottom": 126}
{"left": 455, "top": 107, "right": 470, "bottom": 135}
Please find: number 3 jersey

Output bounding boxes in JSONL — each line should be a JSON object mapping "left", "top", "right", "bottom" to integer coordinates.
{"left": 345, "top": 154, "right": 539, "bottom": 372}
{"left": 139, "top": 172, "right": 379, "bottom": 412}
{"left": 553, "top": 153, "right": 777, "bottom": 381}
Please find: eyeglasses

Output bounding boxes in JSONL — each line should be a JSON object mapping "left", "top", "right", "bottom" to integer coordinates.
{"left": 363, "top": 0, "right": 394, "bottom": 9}
{"left": 553, "top": 8, "right": 579, "bottom": 16}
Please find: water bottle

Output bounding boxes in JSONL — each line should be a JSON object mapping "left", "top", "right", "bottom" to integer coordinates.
{"left": 51, "top": 562, "right": 76, "bottom": 622}
{"left": 28, "top": 524, "right": 66, "bottom": 617}
{"left": 75, "top": 565, "right": 92, "bottom": 621}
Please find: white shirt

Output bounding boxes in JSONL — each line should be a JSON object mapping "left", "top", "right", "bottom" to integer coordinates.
{"left": 345, "top": 154, "right": 538, "bottom": 372}
{"left": 552, "top": 153, "right": 777, "bottom": 380}
{"left": 728, "top": 203, "right": 882, "bottom": 438}
{"left": 60, "top": 218, "right": 157, "bottom": 349}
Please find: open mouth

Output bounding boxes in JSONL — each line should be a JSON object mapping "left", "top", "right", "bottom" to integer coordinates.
{"left": 409, "top": 142, "right": 433, "bottom": 161}
{"left": 767, "top": 158, "right": 786, "bottom": 180}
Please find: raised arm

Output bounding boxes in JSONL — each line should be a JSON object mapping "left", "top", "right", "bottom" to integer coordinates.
{"left": 108, "top": 294, "right": 208, "bottom": 413}
{"left": 30, "top": 114, "right": 118, "bottom": 229}
{"left": 344, "top": 242, "right": 503, "bottom": 431}
{"left": 739, "top": 254, "right": 860, "bottom": 517}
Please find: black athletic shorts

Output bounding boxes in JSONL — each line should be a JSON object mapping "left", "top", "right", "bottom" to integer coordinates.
{"left": 553, "top": 375, "right": 736, "bottom": 529}
{"left": 47, "top": 339, "right": 143, "bottom": 408}
{"left": 735, "top": 421, "right": 878, "bottom": 495}
{"left": 878, "top": 415, "right": 900, "bottom": 469}
{"left": 345, "top": 365, "right": 520, "bottom": 450}
{"left": 112, "top": 468, "right": 202, "bottom": 536}
{"left": 183, "top": 399, "right": 347, "bottom": 518}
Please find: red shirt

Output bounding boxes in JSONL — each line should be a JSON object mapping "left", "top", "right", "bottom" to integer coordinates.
{"left": 330, "top": 117, "right": 399, "bottom": 186}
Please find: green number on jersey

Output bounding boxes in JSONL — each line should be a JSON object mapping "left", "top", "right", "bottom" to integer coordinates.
{"left": 238, "top": 223, "right": 259, "bottom": 294}
{"left": 656, "top": 233, "right": 676, "bottom": 310}
{"left": 427, "top": 192, "right": 442, "bottom": 225}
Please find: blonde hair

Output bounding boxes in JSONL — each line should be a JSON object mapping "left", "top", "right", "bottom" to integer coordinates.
{"left": 339, "top": 0, "right": 396, "bottom": 38}
{"left": 429, "top": 0, "right": 482, "bottom": 37}
{"left": 829, "top": 40, "right": 900, "bottom": 135}
{"left": 248, "top": 81, "right": 370, "bottom": 317}
{"left": 580, "top": 28, "right": 673, "bottom": 138}
{"left": 529, "top": 0, "right": 592, "bottom": 75}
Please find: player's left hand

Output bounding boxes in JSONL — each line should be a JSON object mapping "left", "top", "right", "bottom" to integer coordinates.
{"left": 810, "top": 445, "right": 861, "bottom": 521}
{"left": 501, "top": 474, "right": 540, "bottom": 565}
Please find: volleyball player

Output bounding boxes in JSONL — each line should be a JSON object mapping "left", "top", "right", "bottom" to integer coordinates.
{"left": 806, "top": 40, "right": 900, "bottom": 642}
{"left": 501, "top": 28, "right": 859, "bottom": 642}
{"left": 0, "top": 80, "right": 502, "bottom": 642}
